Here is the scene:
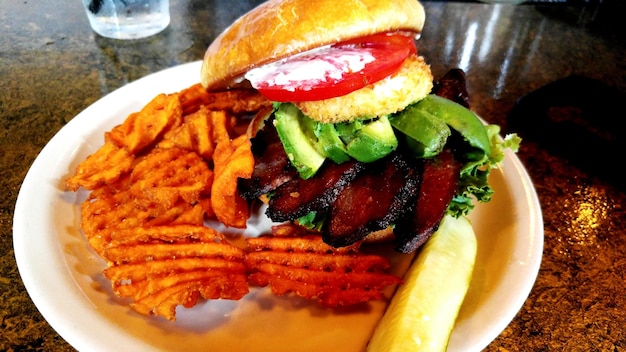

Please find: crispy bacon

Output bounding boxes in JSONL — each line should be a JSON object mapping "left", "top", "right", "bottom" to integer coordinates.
{"left": 266, "top": 159, "right": 365, "bottom": 222}
{"left": 238, "top": 118, "right": 298, "bottom": 200}
{"left": 394, "top": 148, "right": 462, "bottom": 253}
{"left": 324, "top": 153, "right": 421, "bottom": 247}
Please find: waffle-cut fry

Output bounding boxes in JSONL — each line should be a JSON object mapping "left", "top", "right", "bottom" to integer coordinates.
{"left": 246, "top": 251, "right": 393, "bottom": 273}
{"left": 178, "top": 83, "right": 271, "bottom": 116}
{"left": 251, "top": 263, "right": 402, "bottom": 289}
{"left": 245, "top": 234, "right": 402, "bottom": 307}
{"left": 82, "top": 183, "right": 204, "bottom": 231}
{"left": 87, "top": 224, "right": 221, "bottom": 258}
{"left": 119, "top": 266, "right": 248, "bottom": 321}
{"left": 97, "top": 224, "right": 248, "bottom": 321}
{"left": 197, "top": 198, "right": 215, "bottom": 219}
{"left": 107, "top": 93, "right": 183, "bottom": 154}
{"left": 249, "top": 272, "right": 392, "bottom": 306}
{"left": 130, "top": 274, "right": 249, "bottom": 320}
{"left": 247, "top": 235, "right": 358, "bottom": 254}
{"left": 104, "top": 256, "right": 246, "bottom": 283}
{"left": 169, "top": 202, "right": 207, "bottom": 226}
{"left": 182, "top": 106, "right": 214, "bottom": 161}
{"left": 85, "top": 173, "right": 132, "bottom": 199}
{"left": 131, "top": 283, "right": 195, "bottom": 319}
{"left": 159, "top": 105, "right": 216, "bottom": 161}
{"left": 65, "top": 141, "right": 135, "bottom": 191}
{"left": 130, "top": 147, "right": 213, "bottom": 205}
{"left": 105, "top": 242, "right": 246, "bottom": 264}
{"left": 80, "top": 147, "right": 212, "bottom": 249}
{"left": 65, "top": 83, "right": 275, "bottom": 321}
{"left": 115, "top": 270, "right": 242, "bottom": 299}
{"left": 211, "top": 134, "right": 254, "bottom": 228}
{"left": 82, "top": 196, "right": 205, "bottom": 255}
{"left": 105, "top": 224, "right": 225, "bottom": 244}
{"left": 210, "top": 110, "right": 233, "bottom": 146}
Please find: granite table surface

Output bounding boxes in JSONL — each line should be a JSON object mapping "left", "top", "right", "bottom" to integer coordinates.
{"left": 1, "top": 0, "right": 625, "bottom": 351}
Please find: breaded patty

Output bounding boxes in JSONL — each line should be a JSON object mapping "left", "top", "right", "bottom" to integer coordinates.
{"left": 295, "top": 55, "right": 433, "bottom": 123}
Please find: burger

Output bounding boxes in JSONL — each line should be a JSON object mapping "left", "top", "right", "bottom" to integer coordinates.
{"left": 199, "top": 0, "right": 519, "bottom": 253}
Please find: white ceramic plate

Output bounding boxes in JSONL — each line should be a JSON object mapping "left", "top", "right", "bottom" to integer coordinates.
{"left": 13, "top": 61, "right": 543, "bottom": 352}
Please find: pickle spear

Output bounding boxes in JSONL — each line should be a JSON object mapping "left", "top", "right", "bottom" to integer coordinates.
{"left": 367, "top": 215, "right": 477, "bottom": 352}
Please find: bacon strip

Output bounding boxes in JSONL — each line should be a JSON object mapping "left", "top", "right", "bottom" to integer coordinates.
{"left": 394, "top": 148, "right": 462, "bottom": 253}
{"left": 266, "top": 159, "right": 364, "bottom": 222}
{"left": 324, "top": 153, "right": 421, "bottom": 247}
{"left": 238, "top": 118, "right": 298, "bottom": 200}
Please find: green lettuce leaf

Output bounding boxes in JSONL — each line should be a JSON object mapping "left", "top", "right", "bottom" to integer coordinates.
{"left": 447, "top": 124, "right": 521, "bottom": 218}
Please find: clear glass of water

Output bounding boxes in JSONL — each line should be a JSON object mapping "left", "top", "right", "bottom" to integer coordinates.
{"left": 81, "top": 0, "right": 170, "bottom": 40}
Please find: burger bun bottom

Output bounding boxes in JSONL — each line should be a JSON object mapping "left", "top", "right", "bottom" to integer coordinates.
{"left": 363, "top": 227, "right": 395, "bottom": 243}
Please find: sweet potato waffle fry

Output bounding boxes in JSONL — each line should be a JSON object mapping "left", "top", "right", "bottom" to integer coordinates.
{"left": 108, "top": 93, "right": 183, "bottom": 154}
{"left": 65, "top": 83, "right": 402, "bottom": 320}
{"left": 101, "top": 225, "right": 248, "bottom": 321}
{"left": 246, "top": 225, "right": 403, "bottom": 307}
{"left": 65, "top": 141, "right": 135, "bottom": 192}
{"left": 212, "top": 134, "right": 254, "bottom": 228}
{"left": 158, "top": 106, "right": 216, "bottom": 160}
{"left": 65, "top": 86, "right": 264, "bottom": 320}
{"left": 178, "top": 83, "right": 271, "bottom": 116}
{"left": 79, "top": 146, "right": 213, "bottom": 255}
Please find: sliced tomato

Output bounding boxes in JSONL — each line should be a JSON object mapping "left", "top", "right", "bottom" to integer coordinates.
{"left": 335, "top": 32, "right": 417, "bottom": 55}
{"left": 245, "top": 33, "right": 417, "bottom": 102}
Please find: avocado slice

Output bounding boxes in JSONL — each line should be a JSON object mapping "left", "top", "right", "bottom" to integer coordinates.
{"left": 335, "top": 119, "right": 364, "bottom": 142}
{"left": 346, "top": 115, "right": 398, "bottom": 162}
{"left": 314, "top": 123, "right": 351, "bottom": 163}
{"left": 413, "top": 94, "right": 491, "bottom": 154}
{"left": 390, "top": 105, "right": 451, "bottom": 158}
{"left": 274, "top": 104, "right": 326, "bottom": 179}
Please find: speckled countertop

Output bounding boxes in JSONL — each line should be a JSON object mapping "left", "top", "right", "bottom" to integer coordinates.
{"left": 1, "top": 0, "right": 625, "bottom": 351}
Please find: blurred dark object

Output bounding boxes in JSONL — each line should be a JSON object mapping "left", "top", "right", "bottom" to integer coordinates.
{"left": 532, "top": 0, "right": 625, "bottom": 42}
{"left": 423, "top": 0, "right": 625, "bottom": 40}
{"left": 88, "top": 0, "right": 103, "bottom": 14}
{"left": 508, "top": 75, "right": 626, "bottom": 188}
{"left": 432, "top": 68, "right": 471, "bottom": 109}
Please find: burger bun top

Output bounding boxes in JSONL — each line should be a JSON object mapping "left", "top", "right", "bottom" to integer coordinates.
{"left": 201, "top": 0, "right": 426, "bottom": 91}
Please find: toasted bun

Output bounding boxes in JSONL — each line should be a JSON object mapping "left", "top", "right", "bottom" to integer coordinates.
{"left": 363, "top": 227, "right": 395, "bottom": 243}
{"left": 201, "top": 0, "right": 426, "bottom": 91}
